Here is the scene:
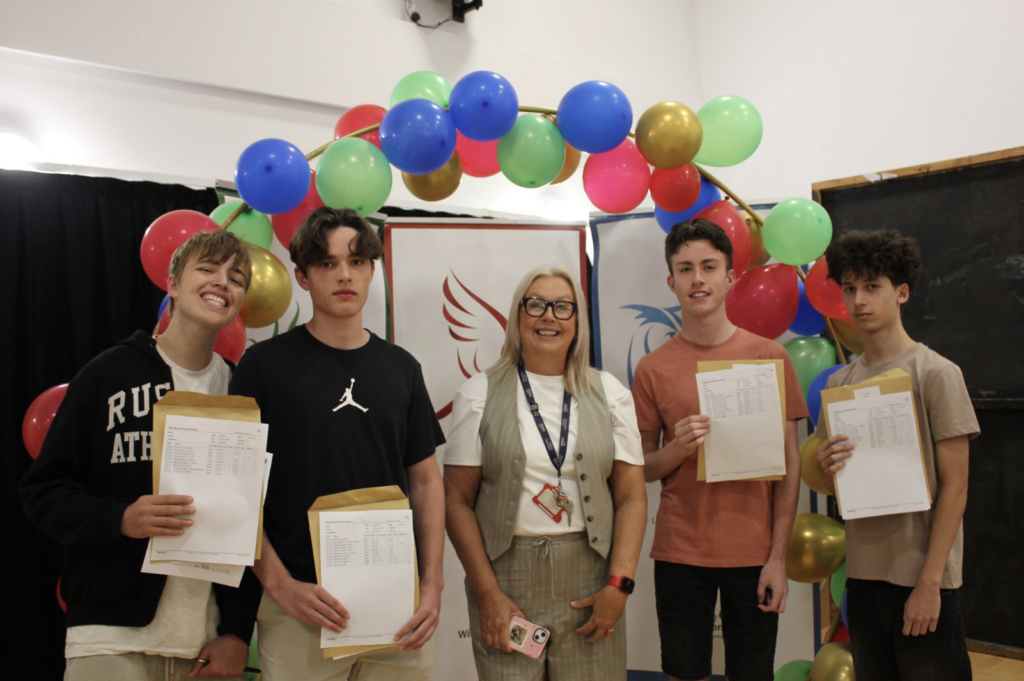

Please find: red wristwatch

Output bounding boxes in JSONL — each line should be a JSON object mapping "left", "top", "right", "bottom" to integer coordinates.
{"left": 608, "top": 576, "right": 636, "bottom": 594}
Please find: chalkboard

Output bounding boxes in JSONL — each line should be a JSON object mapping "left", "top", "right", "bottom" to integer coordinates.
{"left": 813, "top": 148, "right": 1024, "bottom": 656}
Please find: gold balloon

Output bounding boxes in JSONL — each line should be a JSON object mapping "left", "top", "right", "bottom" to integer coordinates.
{"left": 740, "top": 209, "right": 770, "bottom": 271}
{"left": 240, "top": 244, "right": 293, "bottom": 328}
{"left": 635, "top": 101, "right": 703, "bottom": 169}
{"left": 830, "top": 316, "right": 865, "bottom": 356}
{"left": 402, "top": 153, "right": 463, "bottom": 202}
{"left": 811, "top": 643, "right": 856, "bottom": 681}
{"left": 800, "top": 434, "right": 832, "bottom": 496}
{"left": 550, "top": 141, "right": 581, "bottom": 185}
{"left": 787, "top": 512, "right": 846, "bottom": 583}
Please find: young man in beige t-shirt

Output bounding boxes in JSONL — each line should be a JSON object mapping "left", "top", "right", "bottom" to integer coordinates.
{"left": 817, "top": 229, "right": 979, "bottom": 681}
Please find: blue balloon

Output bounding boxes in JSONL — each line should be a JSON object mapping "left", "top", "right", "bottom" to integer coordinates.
{"left": 808, "top": 364, "right": 844, "bottom": 427}
{"left": 157, "top": 294, "right": 171, "bottom": 322}
{"left": 449, "top": 71, "right": 519, "bottom": 142}
{"left": 556, "top": 81, "right": 632, "bottom": 154}
{"left": 791, "top": 279, "right": 827, "bottom": 336}
{"left": 841, "top": 589, "right": 849, "bottom": 630}
{"left": 379, "top": 99, "right": 457, "bottom": 175}
{"left": 655, "top": 176, "right": 723, "bottom": 232}
{"left": 234, "top": 138, "right": 311, "bottom": 215}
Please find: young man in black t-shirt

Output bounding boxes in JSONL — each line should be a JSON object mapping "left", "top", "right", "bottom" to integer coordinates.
{"left": 230, "top": 207, "right": 446, "bottom": 681}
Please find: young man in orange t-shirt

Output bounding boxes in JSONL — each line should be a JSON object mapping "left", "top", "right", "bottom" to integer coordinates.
{"left": 631, "top": 220, "right": 808, "bottom": 681}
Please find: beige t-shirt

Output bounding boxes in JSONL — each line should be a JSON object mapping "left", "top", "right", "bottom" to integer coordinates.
{"left": 815, "top": 343, "right": 980, "bottom": 589}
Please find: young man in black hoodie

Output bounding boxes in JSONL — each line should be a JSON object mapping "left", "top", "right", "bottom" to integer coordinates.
{"left": 22, "top": 230, "right": 259, "bottom": 680}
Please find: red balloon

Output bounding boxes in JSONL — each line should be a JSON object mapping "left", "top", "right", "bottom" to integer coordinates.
{"left": 22, "top": 383, "right": 69, "bottom": 459}
{"left": 833, "top": 622, "right": 850, "bottom": 643}
{"left": 650, "top": 163, "right": 701, "bottom": 212}
{"left": 334, "top": 104, "right": 387, "bottom": 150}
{"left": 456, "top": 132, "right": 500, "bottom": 178}
{"left": 806, "top": 257, "right": 850, "bottom": 319}
{"left": 271, "top": 170, "right": 324, "bottom": 249}
{"left": 158, "top": 309, "right": 247, "bottom": 365}
{"left": 141, "top": 211, "right": 220, "bottom": 291}
{"left": 57, "top": 577, "right": 66, "bottom": 614}
{"left": 696, "top": 200, "right": 753, "bottom": 274}
{"left": 725, "top": 264, "right": 800, "bottom": 339}
{"left": 583, "top": 138, "right": 651, "bottom": 214}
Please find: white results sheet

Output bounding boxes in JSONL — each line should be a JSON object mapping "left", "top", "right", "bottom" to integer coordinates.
{"left": 697, "top": 363, "right": 786, "bottom": 482}
{"left": 319, "top": 510, "right": 416, "bottom": 649}
{"left": 142, "top": 453, "right": 272, "bottom": 586}
{"left": 828, "top": 391, "right": 931, "bottom": 519}
{"left": 151, "top": 415, "right": 267, "bottom": 565}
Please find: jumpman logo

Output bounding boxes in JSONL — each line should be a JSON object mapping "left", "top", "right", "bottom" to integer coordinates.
{"left": 333, "top": 378, "right": 368, "bottom": 413}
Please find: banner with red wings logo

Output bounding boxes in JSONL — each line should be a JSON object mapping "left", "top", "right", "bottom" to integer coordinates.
{"left": 385, "top": 219, "right": 587, "bottom": 426}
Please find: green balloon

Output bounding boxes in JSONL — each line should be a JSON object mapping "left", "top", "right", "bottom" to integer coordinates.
{"left": 831, "top": 561, "right": 847, "bottom": 608}
{"left": 694, "top": 95, "right": 763, "bottom": 167}
{"left": 316, "top": 138, "right": 393, "bottom": 217}
{"left": 762, "top": 199, "right": 833, "bottom": 266}
{"left": 497, "top": 115, "right": 566, "bottom": 188}
{"left": 209, "top": 203, "right": 273, "bottom": 250}
{"left": 390, "top": 71, "right": 452, "bottom": 108}
{"left": 775, "top": 660, "right": 814, "bottom": 681}
{"left": 784, "top": 336, "right": 837, "bottom": 398}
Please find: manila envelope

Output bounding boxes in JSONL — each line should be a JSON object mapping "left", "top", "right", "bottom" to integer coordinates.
{"left": 696, "top": 359, "right": 786, "bottom": 482}
{"left": 308, "top": 485, "right": 421, "bottom": 659}
{"left": 819, "top": 368, "right": 931, "bottom": 513}
{"left": 152, "top": 391, "right": 266, "bottom": 560}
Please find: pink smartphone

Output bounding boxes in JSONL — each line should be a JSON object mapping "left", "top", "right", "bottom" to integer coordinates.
{"left": 509, "top": 616, "right": 550, "bottom": 659}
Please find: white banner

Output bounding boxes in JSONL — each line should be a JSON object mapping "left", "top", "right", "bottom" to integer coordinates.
{"left": 590, "top": 213, "right": 817, "bottom": 676}
{"left": 387, "top": 218, "right": 586, "bottom": 681}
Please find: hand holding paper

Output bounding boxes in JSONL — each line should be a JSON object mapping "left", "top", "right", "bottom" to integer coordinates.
{"left": 121, "top": 494, "right": 195, "bottom": 538}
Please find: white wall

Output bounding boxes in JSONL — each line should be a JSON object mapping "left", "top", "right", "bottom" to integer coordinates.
{"left": 689, "top": 0, "right": 1024, "bottom": 203}
{"left": 0, "top": 0, "right": 703, "bottom": 219}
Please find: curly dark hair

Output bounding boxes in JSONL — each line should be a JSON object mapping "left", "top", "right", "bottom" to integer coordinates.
{"left": 824, "top": 229, "right": 921, "bottom": 291}
{"left": 664, "top": 218, "right": 734, "bottom": 273}
{"left": 289, "top": 206, "right": 383, "bottom": 274}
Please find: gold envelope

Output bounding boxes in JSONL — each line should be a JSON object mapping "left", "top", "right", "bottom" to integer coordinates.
{"left": 152, "top": 391, "right": 266, "bottom": 560}
{"left": 307, "top": 485, "right": 421, "bottom": 659}
{"left": 819, "top": 368, "right": 931, "bottom": 513}
{"left": 696, "top": 360, "right": 786, "bottom": 482}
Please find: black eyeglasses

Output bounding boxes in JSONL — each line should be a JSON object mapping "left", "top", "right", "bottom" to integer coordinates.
{"left": 521, "top": 297, "right": 578, "bottom": 320}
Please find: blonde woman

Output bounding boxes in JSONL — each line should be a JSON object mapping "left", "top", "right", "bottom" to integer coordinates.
{"left": 445, "top": 266, "right": 647, "bottom": 681}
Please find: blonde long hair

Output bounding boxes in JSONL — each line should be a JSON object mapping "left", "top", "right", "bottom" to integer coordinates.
{"left": 487, "top": 266, "right": 593, "bottom": 395}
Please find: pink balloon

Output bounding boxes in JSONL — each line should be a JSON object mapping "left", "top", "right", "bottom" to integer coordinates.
{"left": 650, "top": 164, "right": 701, "bottom": 212}
{"left": 725, "top": 264, "right": 799, "bottom": 339}
{"left": 334, "top": 104, "right": 387, "bottom": 150}
{"left": 141, "top": 211, "right": 220, "bottom": 291}
{"left": 696, "top": 200, "right": 752, "bottom": 273}
{"left": 805, "top": 257, "right": 850, "bottom": 319}
{"left": 22, "top": 383, "right": 69, "bottom": 459}
{"left": 271, "top": 170, "right": 325, "bottom": 249}
{"left": 456, "top": 132, "right": 500, "bottom": 178}
{"left": 583, "top": 139, "right": 651, "bottom": 214}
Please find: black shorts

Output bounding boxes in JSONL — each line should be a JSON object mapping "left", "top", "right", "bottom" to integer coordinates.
{"left": 654, "top": 561, "right": 778, "bottom": 681}
{"left": 847, "top": 578, "right": 972, "bottom": 681}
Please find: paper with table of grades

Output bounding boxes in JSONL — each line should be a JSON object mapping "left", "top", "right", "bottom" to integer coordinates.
{"left": 151, "top": 415, "right": 267, "bottom": 565}
{"left": 319, "top": 510, "right": 415, "bottom": 649}
{"left": 696, "top": 363, "right": 786, "bottom": 482}
{"left": 828, "top": 390, "right": 930, "bottom": 519}
{"left": 142, "top": 453, "right": 273, "bottom": 585}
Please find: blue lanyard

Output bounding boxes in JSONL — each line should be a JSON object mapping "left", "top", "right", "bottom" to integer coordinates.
{"left": 517, "top": 359, "right": 572, "bottom": 478}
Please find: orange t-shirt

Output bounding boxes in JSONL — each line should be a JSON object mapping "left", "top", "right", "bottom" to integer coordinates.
{"left": 632, "top": 328, "right": 809, "bottom": 567}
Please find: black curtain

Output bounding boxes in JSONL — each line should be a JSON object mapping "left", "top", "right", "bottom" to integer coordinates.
{"left": 1, "top": 169, "right": 219, "bottom": 680}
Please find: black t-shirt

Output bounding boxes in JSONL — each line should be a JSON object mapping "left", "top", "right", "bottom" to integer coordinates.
{"left": 230, "top": 326, "right": 445, "bottom": 583}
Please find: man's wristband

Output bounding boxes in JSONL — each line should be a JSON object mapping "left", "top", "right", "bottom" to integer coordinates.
{"left": 608, "top": 576, "right": 635, "bottom": 594}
